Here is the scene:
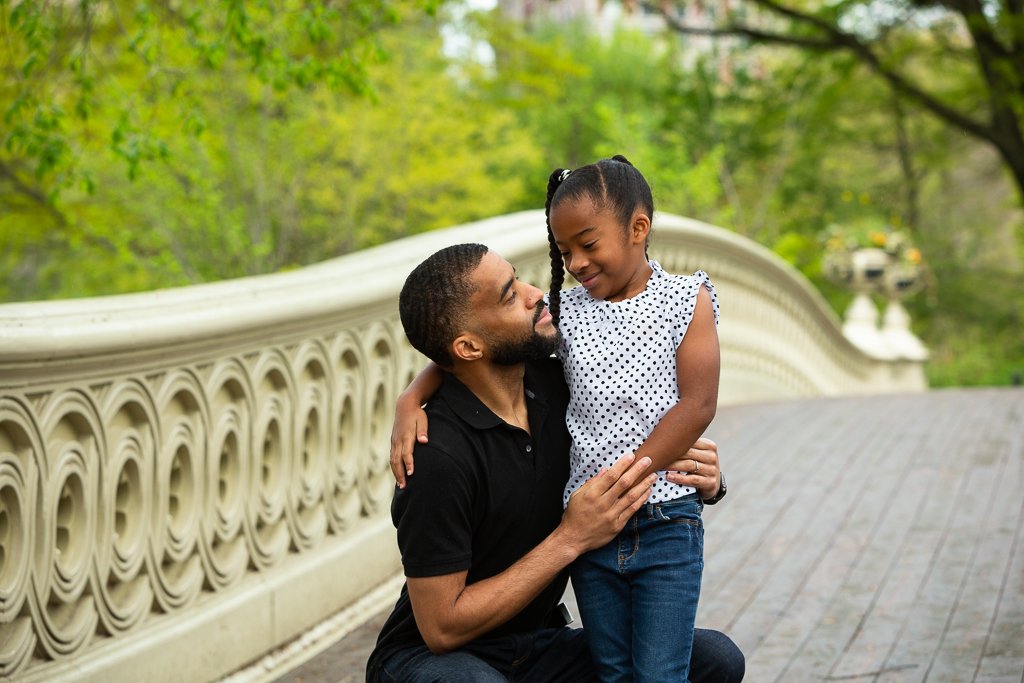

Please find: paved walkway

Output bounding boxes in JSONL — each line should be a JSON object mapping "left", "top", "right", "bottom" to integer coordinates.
{"left": 274, "top": 388, "right": 1024, "bottom": 682}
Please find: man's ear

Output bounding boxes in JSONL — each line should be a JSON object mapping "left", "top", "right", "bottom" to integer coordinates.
{"left": 451, "top": 334, "right": 485, "bottom": 363}
{"left": 630, "top": 211, "right": 651, "bottom": 245}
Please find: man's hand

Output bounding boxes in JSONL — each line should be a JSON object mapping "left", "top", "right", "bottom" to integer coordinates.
{"left": 557, "top": 453, "right": 657, "bottom": 557}
{"left": 665, "top": 436, "right": 721, "bottom": 501}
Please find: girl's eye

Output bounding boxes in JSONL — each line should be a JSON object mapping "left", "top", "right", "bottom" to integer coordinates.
{"left": 583, "top": 242, "right": 596, "bottom": 250}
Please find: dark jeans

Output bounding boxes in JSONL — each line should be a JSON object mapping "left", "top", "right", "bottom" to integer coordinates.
{"left": 367, "top": 626, "right": 744, "bottom": 682}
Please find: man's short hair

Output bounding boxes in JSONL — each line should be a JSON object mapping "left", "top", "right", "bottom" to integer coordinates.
{"left": 399, "top": 243, "right": 489, "bottom": 367}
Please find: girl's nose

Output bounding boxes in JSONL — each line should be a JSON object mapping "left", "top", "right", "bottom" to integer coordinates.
{"left": 568, "top": 252, "right": 588, "bottom": 275}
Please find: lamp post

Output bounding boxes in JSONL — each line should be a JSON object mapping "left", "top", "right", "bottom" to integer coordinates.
{"left": 881, "top": 261, "right": 929, "bottom": 360}
{"left": 823, "top": 225, "right": 928, "bottom": 362}
{"left": 828, "top": 246, "right": 893, "bottom": 358}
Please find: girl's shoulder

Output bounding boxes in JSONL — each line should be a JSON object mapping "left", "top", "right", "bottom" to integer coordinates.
{"left": 657, "top": 266, "right": 713, "bottom": 288}
{"left": 652, "top": 269, "right": 720, "bottom": 329}
{"left": 655, "top": 269, "right": 716, "bottom": 300}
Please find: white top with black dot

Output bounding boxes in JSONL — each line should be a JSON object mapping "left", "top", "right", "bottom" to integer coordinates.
{"left": 555, "top": 260, "right": 720, "bottom": 507}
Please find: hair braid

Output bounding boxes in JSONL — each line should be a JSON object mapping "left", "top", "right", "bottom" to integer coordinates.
{"left": 545, "top": 168, "right": 567, "bottom": 328}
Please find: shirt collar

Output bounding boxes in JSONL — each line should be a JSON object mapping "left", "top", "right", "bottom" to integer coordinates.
{"left": 648, "top": 259, "right": 667, "bottom": 284}
{"left": 437, "top": 363, "right": 549, "bottom": 431}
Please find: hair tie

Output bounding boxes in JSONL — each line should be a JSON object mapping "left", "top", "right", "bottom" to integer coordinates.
{"left": 558, "top": 169, "right": 572, "bottom": 183}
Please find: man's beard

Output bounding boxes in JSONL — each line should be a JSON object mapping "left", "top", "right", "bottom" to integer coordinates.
{"left": 489, "top": 306, "right": 561, "bottom": 366}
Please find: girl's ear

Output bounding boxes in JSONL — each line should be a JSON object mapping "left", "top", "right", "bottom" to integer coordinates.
{"left": 630, "top": 211, "right": 652, "bottom": 245}
{"left": 451, "top": 334, "right": 484, "bottom": 362}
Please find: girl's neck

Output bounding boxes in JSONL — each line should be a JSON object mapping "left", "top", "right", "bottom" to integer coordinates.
{"left": 605, "top": 259, "right": 654, "bottom": 303}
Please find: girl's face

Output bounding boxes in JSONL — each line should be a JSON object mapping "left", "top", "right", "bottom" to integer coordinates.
{"left": 549, "top": 197, "right": 652, "bottom": 302}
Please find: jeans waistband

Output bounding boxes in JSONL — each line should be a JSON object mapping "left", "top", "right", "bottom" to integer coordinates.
{"left": 641, "top": 491, "right": 700, "bottom": 516}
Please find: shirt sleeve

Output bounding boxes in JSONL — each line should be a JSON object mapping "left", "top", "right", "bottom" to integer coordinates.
{"left": 672, "top": 270, "right": 720, "bottom": 349}
{"left": 391, "top": 442, "right": 476, "bottom": 578}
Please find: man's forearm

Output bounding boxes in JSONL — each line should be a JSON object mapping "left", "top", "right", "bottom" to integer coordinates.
{"left": 409, "top": 453, "right": 655, "bottom": 654}
{"left": 411, "top": 454, "right": 651, "bottom": 651}
{"left": 411, "top": 525, "right": 581, "bottom": 653}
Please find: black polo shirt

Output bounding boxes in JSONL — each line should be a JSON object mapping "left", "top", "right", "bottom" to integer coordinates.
{"left": 367, "top": 357, "right": 571, "bottom": 672}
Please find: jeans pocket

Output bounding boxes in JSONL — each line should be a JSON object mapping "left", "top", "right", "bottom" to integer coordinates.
{"left": 653, "top": 496, "right": 703, "bottom": 527}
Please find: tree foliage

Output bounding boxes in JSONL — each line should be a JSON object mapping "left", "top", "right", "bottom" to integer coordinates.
{"left": 650, "top": 0, "right": 1024, "bottom": 204}
{"left": 0, "top": 1, "right": 541, "bottom": 299}
{"left": 0, "top": 0, "right": 435, "bottom": 195}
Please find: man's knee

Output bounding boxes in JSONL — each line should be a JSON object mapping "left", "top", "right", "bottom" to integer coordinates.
{"left": 690, "top": 628, "right": 745, "bottom": 683}
{"left": 373, "top": 647, "right": 506, "bottom": 683}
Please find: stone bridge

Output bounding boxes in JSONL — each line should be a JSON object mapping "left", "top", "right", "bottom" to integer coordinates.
{"left": 0, "top": 211, "right": 952, "bottom": 681}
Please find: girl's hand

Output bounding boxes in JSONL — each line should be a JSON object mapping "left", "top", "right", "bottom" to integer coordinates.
{"left": 665, "top": 436, "right": 721, "bottom": 501}
{"left": 390, "top": 398, "right": 429, "bottom": 489}
{"left": 388, "top": 363, "right": 444, "bottom": 489}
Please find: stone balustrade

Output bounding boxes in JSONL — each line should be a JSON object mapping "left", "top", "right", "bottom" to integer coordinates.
{"left": 0, "top": 211, "right": 926, "bottom": 682}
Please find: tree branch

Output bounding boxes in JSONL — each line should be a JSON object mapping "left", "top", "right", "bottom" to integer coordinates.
{"left": 656, "top": 0, "right": 999, "bottom": 146}
{"left": 651, "top": 7, "right": 836, "bottom": 50}
{"left": 952, "top": 0, "right": 1017, "bottom": 62}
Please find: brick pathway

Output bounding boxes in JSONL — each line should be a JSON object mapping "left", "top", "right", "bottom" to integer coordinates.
{"left": 273, "top": 388, "right": 1024, "bottom": 682}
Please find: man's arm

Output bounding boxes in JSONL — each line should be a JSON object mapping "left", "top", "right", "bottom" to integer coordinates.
{"left": 633, "top": 287, "right": 720, "bottom": 498}
{"left": 407, "top": 453, "right": 656, "bottom": 654}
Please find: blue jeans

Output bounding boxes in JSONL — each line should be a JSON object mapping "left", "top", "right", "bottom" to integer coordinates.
{"left": 366, "top": 627, "right": 742, "bottom": 683}
{"left": 571, "top": 494, "right": 704, "bottom": 682}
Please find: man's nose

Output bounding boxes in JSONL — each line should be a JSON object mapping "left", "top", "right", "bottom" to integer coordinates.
{"left": 525, "top": 283, "right": 544, "bottom": 307}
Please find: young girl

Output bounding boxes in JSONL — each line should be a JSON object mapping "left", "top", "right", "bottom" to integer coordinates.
{"left": 393, "top": 156, "right": 720, "bottom": 681}
{"left": 544, "top": 155, "right": 719, "bottom": 681}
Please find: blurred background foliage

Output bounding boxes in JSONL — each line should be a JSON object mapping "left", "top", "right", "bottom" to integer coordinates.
{"left": 1, "top": 0, "right": 1022, "bottom": 386}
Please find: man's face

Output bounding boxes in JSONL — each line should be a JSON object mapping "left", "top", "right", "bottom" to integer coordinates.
{"left": 467, "top": 252, "right": 560, "bottom": 365}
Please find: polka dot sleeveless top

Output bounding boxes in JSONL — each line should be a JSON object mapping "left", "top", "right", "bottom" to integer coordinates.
{"left": 555, "top": 260, "right": 720, "bottom": 506}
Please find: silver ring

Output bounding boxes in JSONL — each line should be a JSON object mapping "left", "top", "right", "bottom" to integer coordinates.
{"left": 693, "top": 461, "right": 701, "bottom": 474}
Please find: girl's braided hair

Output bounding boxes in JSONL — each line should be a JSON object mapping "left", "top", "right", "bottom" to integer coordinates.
{"left": 544, "top": 154, "right": 654, "bottom": 328}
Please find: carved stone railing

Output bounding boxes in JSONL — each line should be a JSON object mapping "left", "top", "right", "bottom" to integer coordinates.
{"left": 0, "top": 211, "right": 926, "bottom": 681}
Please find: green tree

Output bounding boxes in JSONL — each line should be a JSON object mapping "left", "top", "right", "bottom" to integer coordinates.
{"left": 0, "top": 0, "right": 434, "bottom": 199}
{"left": 1, "top": 4, "right": 541, "bottom": 300}
{"left": 650, "top": 0, "right": 1024, "bottom": 205}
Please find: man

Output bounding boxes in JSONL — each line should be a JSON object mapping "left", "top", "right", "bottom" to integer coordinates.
{"left": 366, "top": 243, "right": 742, "bottom": 682}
